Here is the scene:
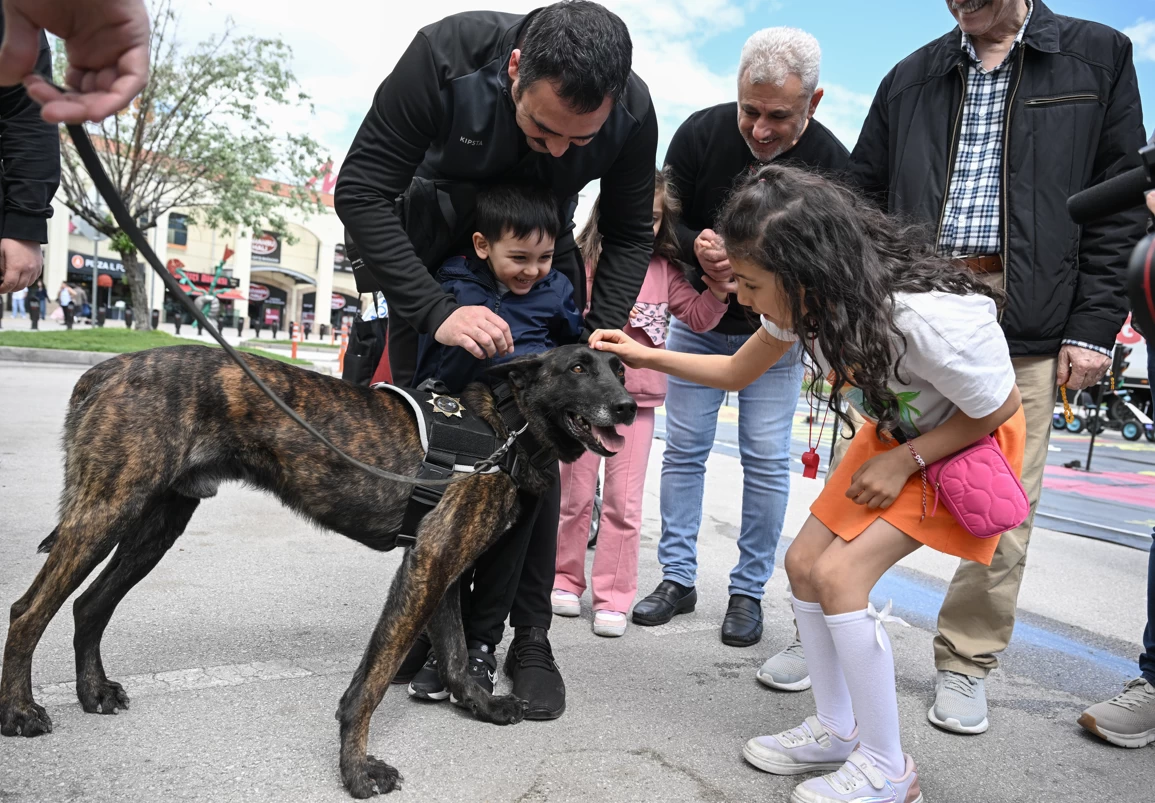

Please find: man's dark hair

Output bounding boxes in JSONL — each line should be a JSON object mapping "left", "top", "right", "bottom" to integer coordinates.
{"left": 517, "top": 1, "right": 633, "bottom": 114}
{"left": 475, "top": 185, "right": 563, "bottom": 245}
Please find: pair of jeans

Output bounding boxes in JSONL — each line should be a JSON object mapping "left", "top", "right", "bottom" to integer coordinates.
{"left": 1143, "top": 346, "right": 1155, "bottom": 686}
{"left": 658, "top": 319, "right": 804, "bottom": 599}
{"left": 12, "top": 297, "right": 25, "bottom": 317}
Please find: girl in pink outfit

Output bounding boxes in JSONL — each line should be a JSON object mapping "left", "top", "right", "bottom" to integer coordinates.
{"left": 552, "top": 169, "right": 734, "bottom": 637}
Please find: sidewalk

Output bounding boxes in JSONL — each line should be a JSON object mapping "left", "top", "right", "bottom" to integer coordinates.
{"left": 1, "top": 361, "right": 1152, "bottom": 802}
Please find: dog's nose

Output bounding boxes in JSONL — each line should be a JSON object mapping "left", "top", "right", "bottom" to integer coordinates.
{"left": 612, "top": 398, "right": 637, "bottom": 421}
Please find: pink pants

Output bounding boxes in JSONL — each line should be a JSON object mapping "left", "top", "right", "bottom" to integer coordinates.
{"left": 555, "top": 407, "right": 656, "bottom": 613}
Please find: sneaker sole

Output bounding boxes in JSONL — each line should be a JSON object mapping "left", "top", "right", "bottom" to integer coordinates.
{"left": 407, "top": 683, "right": 450, "bottom": 702}
{"left": 756, "top": 669, "right": 812, "bottom": 692}
{"left": 593, "top": 623, "right": 626, "bottom": 637}
{"left": 927, "top": 706, "right": 988, "bottom": 734}
{"left": 742, "top": 743, "right": 846, "bottom": 776}
{"left": 1078, "top": 712, "right": 1155, "bottom": 748}
{"left": 552, "top": 603, "right": 581, "bottom": 617}
{"left": 791, "top": 787, "right": 922, "bottom": 803}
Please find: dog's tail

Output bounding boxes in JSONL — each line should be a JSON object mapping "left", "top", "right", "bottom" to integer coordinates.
{"left": 38, "top": 527, "right": 59, "bottom": 554}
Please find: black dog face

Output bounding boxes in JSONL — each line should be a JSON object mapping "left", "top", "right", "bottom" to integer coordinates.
{"left": 488, "top": 344, "right": 638, "bottom": 463}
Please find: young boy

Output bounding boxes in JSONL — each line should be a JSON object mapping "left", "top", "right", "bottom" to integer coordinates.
{"left": 405, "top": 184, "right": 580, "bottom": 718}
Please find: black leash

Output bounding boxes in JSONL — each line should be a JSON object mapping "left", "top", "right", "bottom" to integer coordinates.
{"left": 61, "top": 119, "right": 511, "bottom": 488}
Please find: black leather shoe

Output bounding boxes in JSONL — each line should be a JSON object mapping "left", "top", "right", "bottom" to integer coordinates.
{"left": 721, "top": 594, "right": 763, "bottom": 647}
{"left": 631, "top": 580, "right": 697, "bottom": 626}
{"left": 504, "top": 627, "right": 565, "bottom": 720}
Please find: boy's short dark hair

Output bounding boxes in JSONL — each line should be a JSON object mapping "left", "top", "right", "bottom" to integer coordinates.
{"left": 475, "top": 185, "right": 563, "bottom": 245}
{"left": 517, "top": 0, "right": 632, "bottom": 114}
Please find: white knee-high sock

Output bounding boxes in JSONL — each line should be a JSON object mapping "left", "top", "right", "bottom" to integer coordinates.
{"left": 825, "top": 607, "right": 906, "bottom": 779}
{"left": 792, "top": 596, "right": 856, "bottom": 739}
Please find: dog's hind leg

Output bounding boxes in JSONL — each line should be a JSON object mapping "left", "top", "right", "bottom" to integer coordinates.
{"left": 425, "top": 583, "right": 527, "bottom": 725}
{"left": 1, "top": 515, "right": 121, "bottom": 737}
{"left": 72, "top": 492, "right": 200, "bottom": 715}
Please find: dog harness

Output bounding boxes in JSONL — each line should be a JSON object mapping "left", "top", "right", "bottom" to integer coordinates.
{"left": 371, "top": 381, "right": 552, "bottom": 548}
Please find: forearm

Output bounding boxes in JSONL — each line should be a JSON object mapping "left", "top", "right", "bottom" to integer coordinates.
{"left": 635, "top": 332, "right": 791, "bottom": 392}
{"left": 907, "top": 386, "right": 1021, "bottom": 466}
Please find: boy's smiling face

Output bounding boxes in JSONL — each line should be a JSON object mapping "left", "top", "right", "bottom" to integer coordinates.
{"left": 473, "top": 229, "right": 556, "bottom": 295}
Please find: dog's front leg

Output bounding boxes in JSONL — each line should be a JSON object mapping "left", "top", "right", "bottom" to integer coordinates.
{"left": 336, "top": 476, "right": 517, "bottom": 798}
{"left": 427, "top": 582, "right": 527, "bottom": 725}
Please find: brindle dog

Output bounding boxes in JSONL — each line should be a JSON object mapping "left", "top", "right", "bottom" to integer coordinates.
{"left": 0, "top": 343, "right": 636, "bottom": 798}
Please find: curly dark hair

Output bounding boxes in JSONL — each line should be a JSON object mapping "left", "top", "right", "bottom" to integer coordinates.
{"left": 717, "top": 163, "right": 1000, "bottom": 440}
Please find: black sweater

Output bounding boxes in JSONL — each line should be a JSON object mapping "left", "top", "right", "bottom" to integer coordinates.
{"left": 663, "top": 102, "right": 849, "bottom": 335}
{"left": 335, "top": 10, "right": 658, "bottom": 338}
{"left": 0, "top": 15, "right": 59, "bottom": 243}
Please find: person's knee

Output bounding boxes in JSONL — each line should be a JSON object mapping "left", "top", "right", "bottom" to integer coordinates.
{"left": 810, "top": 552, "right": 861, "bottom": 613}
{"left": 784, "top": 541, "right": 817, "bottom": 597}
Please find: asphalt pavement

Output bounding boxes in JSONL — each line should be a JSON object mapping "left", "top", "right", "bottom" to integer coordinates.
{"left": 1, "top": 361, "right": 1153, "bottom": 803}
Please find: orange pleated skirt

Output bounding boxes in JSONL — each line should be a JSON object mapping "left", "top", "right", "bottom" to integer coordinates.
{"left": 810, "top": 407, "right": 1027, "bottom": 565}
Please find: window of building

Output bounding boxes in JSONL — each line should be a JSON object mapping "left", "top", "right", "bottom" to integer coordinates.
{"left": 167, "top": 213, "right": 188, "bottom": 247}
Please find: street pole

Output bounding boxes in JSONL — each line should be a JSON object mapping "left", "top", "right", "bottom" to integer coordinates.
{"left": 91, "top": 237, "right": 99, "bottom": 326}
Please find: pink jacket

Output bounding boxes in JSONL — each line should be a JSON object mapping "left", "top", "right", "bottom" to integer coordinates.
{"left": 586, "top": 254, "right": 727, "bottom": 407}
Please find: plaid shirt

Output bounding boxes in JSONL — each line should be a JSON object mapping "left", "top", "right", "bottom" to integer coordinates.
{"left": 937, "top": 3, "right": 1031, "bottom": 259}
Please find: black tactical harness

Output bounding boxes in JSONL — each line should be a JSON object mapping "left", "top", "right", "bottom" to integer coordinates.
{"left": 372, "top": 380, "right": 554, "bottom": 548}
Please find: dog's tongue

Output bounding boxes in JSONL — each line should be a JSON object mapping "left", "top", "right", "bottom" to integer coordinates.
{"left": 593, "top": 425, "right": 626, "bottom": 453}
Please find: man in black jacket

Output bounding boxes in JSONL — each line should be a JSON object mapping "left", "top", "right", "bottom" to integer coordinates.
{"left": 844, "top": 0, "right": 1147, "bottom": 736}
{"left": 634, "top": 28, "right": 847, "bottom": 657}
{"left": 0, "top": 13, "right": 59, "bottom": 295}
{"left": 335, "top": 1, "right": 657, "bottom": 722}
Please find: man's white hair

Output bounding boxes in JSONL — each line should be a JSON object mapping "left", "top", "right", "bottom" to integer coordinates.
{"left": 738, "top": 27, "right": 822, "bottom": 94}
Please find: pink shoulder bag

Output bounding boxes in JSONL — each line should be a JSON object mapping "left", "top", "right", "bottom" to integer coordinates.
{"left": 901, "top": 433, "right": 1029, "bottom": 539}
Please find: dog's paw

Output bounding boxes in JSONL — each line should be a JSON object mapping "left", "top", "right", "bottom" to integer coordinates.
{"left": 78, "top": 679, "right": 130, "bottom": 715}
{"left": 343, "top": 755, "right": 403, "bottom": 798}
{"left": 0, "top": 699, "right": 53, "bottom": 737}
{"left": 474, "top": 693, "right": 528, "bottom": 726}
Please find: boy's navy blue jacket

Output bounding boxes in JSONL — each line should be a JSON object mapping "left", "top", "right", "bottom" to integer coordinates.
{"left": 414, "top": 256, "right": 582, "bottom": 393}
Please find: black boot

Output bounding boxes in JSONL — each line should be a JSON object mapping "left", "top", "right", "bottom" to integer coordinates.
{"left": 503, "top": 627, "right": 565, "bottom": 720}
{"left": 720, "top": 594, "right": 763, "bottom": 647}
{"left": 631, "top": 580, "right": 697, "bottom": 626}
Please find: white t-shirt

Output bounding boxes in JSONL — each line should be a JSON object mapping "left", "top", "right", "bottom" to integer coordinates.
{"left": 762, "top": 291, "right": 1016, "bottom": 437}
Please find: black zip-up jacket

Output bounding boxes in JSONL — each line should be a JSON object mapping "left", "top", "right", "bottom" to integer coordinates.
{"left": 847, "top": 1, "right": 1148, "bottom": 357}
{"left": 335, "top": 9, "right": 658, "bottom": 338}
{"left": 0, "top": 15, "right": 59, "bottom": 243}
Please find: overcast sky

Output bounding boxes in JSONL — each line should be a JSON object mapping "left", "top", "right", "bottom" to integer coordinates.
{"left": 167, "top": 0, "right": 1155, "bottom": 177}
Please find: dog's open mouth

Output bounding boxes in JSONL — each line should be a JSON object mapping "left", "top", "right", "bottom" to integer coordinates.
{"left": 566, "top": 412, "right": 627, "bottom": 455}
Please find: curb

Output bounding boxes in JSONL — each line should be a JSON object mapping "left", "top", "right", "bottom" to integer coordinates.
{"left": 0, "top": 346, "right": 116, "bottom": 366}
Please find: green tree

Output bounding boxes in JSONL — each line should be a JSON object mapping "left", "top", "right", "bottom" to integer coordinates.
{"left": 55, "top": 0, "right": 327, "bottom": 329}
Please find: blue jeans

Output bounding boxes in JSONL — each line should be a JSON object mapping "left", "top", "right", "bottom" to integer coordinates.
{"left": 658, "top": 319, "right": 804, "bottom": 599}
{"left": 1143, "top": 346, "right": 1155, "bottom": 685}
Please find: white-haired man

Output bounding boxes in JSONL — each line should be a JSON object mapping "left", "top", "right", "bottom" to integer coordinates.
{"left": 633, "top": 28, "right": 848, "bottom": 653}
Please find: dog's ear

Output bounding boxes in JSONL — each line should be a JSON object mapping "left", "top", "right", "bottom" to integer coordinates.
{"left": 486, "top": 354, "right": 545, "bottom": 390}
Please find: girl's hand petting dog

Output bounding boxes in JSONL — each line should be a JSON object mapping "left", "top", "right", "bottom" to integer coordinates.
{"left": 845, "top": 447, "right": 919, "bottom": 509}
{"left": 589, "top": 329, "right": 649, "bottom": 369}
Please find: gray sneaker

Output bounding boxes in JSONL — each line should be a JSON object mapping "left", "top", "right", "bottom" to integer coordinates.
{"left": 756, "top": 638, "right": 812, "bottom": 692}
{"left": 1078, "top": 678, "right": 1155, "bottom": 748}
{"left": 928, "top": 670, "right": 988, "bottom": 734}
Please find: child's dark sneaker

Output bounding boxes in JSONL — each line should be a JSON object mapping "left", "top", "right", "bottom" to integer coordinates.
{"left": 393, "top": 631, "right": 432, "bottom": 685}
{"left": 451, "top": 642, "right": 498, "bottom": 705}
{"left": 504, "top": 626, "right": 565, "bottom": 720}
{"left": 407, "top": 652, "right": 448, "bottom": 701}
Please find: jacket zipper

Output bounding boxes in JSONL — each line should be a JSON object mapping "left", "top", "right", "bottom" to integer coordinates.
{"left": 934, "top": 65, "right": 968, "bottom": 249}
{"left": 999, "top": 48, "right": 1025, "bottom": 323}
{"left": 1023, "top": 93, "right": 1098, "bottom": 107}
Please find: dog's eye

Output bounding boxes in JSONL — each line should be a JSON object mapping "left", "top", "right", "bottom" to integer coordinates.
{"left": 570, "top": 364, "right": 585, "bottom": 374}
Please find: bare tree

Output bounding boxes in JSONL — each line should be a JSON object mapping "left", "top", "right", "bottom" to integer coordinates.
{"left": 55, "top": 0, "right": 327, "bottom": 329}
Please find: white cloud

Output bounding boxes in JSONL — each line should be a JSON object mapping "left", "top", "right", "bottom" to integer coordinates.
{"left": 1124, "top": 19, "right": 1155, "bottom": 62}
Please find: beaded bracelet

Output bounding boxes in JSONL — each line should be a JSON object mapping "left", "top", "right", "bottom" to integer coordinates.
{"left": 905, "top": 441, "right": 928, "bottom": 521}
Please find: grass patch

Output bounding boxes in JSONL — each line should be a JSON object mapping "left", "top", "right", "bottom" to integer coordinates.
{"left": 243, "top": 338, "right": 343, "bottom": 351}
{"left": 0, "top": 328, "right": 312, "bottom": 365}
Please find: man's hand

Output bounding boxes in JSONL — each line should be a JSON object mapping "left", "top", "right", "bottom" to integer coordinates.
{"left": 0, "top": 0, "right": 151, "bottom": 124}
{"left": 0, "top": 238, "right": 43, "bottom": 293}
{"left": 434, "top": 305, "right": 514, "bottom": 360}
{"left": 694, "top": 228, "right": 732, "bottom": 283}
{"left": 1056, "top": 343, "right": 1112, "bottom": 391}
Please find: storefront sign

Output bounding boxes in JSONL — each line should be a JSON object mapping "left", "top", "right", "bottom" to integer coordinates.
{"left": 68, "top": 251, "right": 124, "bottom": 276}
{"left": 251, "top": 231, "right": 282, "bottom": 264}
{"left": 249, "top": 283, "right": 271, "bottom": 302}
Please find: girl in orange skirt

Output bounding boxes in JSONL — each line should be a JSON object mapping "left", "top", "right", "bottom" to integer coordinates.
{"left": 591, "top": 163, "right": 1025, "bottom": 803}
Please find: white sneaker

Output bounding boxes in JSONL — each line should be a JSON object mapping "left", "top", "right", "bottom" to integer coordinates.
{"left": 592, "top": 610, "right": 627, "bottom": 637}
{"left": 742, "top": 715, "right": 858, "bottom": 776}
{"left": 791, "top": 751, "right": 923, "bottom": 803}
{"left": 551, "top": 589, "right": 580, "bottom": 617}
{"left": 757, "top": 638, "right": 812, "bottom": 691}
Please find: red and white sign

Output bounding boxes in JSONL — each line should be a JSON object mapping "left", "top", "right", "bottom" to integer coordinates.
{"left": 264, "top": 307, "right": 280, "bottom": 326}
{"left": 251, "top": 232, "right": 278, "bottom": 256}
{"left": 70, "top": 254, "right": 85, "bottom": 269}
{"left": 248, "top": 283, "right": 270, "bottom": 302}
{"left": 331, "top": 294, "right": 346, "bottom": 310}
